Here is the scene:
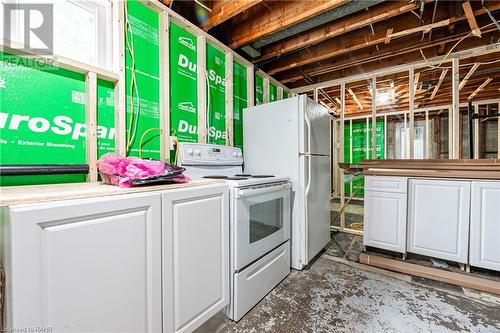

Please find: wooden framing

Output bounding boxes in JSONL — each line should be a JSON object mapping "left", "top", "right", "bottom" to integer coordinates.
{"left": 113, "top": 0, "right": 126, "bottom": 156}
{"left": 371, "top": 77, "right": 377, "bottom": 159}
{"left": 462, "top": 1, "right": 482, "bottom": 37}
{"left": 85, "top": 72, "right": 98, "bottom": 182}
{"left": 451, "top": 58, "right": 460, "bottom": 159}
{"left": 202, "top": 0, "right": 263, "bottom": 31}
{"left": 339, "top": 82, "right": 345, "bottom": 232}
{"left": 197, "top": 35, "right": 207, "bottom": 143}
{"left": 225, "top": 52, "right": 234, "bottom": 146}
{"left": 459, "top": 63, "right": 480, "bottom": 90}
{"left": 1, "top": 0, "right": 292, "bottom": 187}
{"left": 359, "top": 253, "right": 500, "bottom": 296}
{"left": 159, "top": 11, "right": 170, "bottom": 161}
{"left": 247, "top": 67, "right": 255, "bottom": 107}
{"left": 227, "top": 0, "right": 347, "bottom": 49}
{"left": 468, "top": 78, "right": 493, "bottom": 100}
{"left": 263, "top": 77, "right": 270, "bottom": 103}
{"left": 409, "top": 68, "right": 415, "bottom": 159}
{"left": 255, "top": 1, "right": 421, "bottom": 63}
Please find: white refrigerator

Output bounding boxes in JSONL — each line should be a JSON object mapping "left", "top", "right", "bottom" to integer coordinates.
{"left": 243, "top": 95, "right": 331, "bottom": 270}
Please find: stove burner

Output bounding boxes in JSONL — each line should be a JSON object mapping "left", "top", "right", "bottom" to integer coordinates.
{"left": 251, "top": 175, "right": 275, "bottom": 178}
{"left": 234, "top": 174, "right": 252, "bottom": 177}
{"left": 227, "top": 176, "right": 249, "bottom": 180}
{"left": 203, "top": 175, "right": 228, "bottom": 179}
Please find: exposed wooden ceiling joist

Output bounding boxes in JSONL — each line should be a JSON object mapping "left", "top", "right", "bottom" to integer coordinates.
{"left": 227, "top": 0, "right": 349, "bottom": 49}
{"left": 253, "top": 0, "right": 422, "bottom": 63}
{"left": 263, "top": 5, "right": 497, "bottom": 76}
{"left": 462, "top": 0, "right": 482, "bottom": 37}
{"left": 202, "top": 0, "right": 263, "bottom": 31}
{"left": 278, "top": 23, "right": 498, "bottom": 87}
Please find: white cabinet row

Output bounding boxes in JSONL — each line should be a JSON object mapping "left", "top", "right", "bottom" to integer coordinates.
{"left": 364, "top": 176, "right": 500, "bottom": 271}
{"left": 1, "top": 184, "right": 229, "bottom": 333}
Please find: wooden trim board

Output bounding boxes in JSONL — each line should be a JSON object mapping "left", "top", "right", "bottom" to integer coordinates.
{"left": 359, "top": 253, "right": 500, "bottom": 296}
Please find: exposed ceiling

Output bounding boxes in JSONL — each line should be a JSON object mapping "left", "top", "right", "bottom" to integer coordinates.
{"left": 171, "top": 0, "right": 500, "bottom": 115}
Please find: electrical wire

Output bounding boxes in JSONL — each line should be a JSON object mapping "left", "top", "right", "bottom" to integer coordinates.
{"left": 419, "top": 20, "right": 499, "bottom": 70}
{"left": 124, "top": 2, "right": 142, "bottom": 154}
{"left": 139, "top": 128, "right": 163, "bottom": 159}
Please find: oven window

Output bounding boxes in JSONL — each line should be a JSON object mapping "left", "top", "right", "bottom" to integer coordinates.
{"left": 249, "top": 198, "right": 283, "bottom": 243}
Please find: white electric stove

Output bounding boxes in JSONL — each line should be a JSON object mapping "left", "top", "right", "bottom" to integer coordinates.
{"left": 178, "top": 143, "right": 291, "bottom": 322}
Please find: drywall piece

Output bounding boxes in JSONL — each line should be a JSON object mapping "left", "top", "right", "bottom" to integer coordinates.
{"left": 359, "top": 253, "right": 500, "bottom": 296}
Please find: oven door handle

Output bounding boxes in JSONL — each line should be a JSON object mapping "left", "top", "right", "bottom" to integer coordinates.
{"left": 236, "top": 183, "right": 292, "bottom": 198}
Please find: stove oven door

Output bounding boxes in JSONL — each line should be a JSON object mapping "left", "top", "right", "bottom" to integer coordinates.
{"left": 234, "top": 182, "right": 291, "bottom": 271}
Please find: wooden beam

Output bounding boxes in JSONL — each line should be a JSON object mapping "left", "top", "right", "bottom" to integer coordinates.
{"left": 85, "top": 72, "right": 98, "bottom": 182}
{"left": 359, "top": 253, "right": 500, "bottom": 296}
{"left": 255, "top": 1, "right": 420, "bottom": 62}
{"left": 202, "top": 0, "right": 262, "bottom": 31}
{"left": 281, "top": 26, "right": 497, "bottom": 87}
{"left": 387, "top": 19, "right": 450, "bottom": 39}
{"left": 468, "top": 77, "right": 493, "bottom": 100}
{"left": 347, "top": 88, "right": 363, "bottom": 110}
{"left": 459, "top": 63, "right": 480, "bottom": 90}
{"left": 430, "top": 69, "right": 449, "bottom": 101}
{"left": 462, "top": 1, "right": 482, "bottom": 37}
{"left": 228, "top": 0, "right": 348, "bottom": 49}
{"left": 264, "top": 4, "right": 499, "bottom": 76}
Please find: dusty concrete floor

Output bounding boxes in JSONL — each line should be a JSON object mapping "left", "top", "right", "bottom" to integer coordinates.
{"left": 197, "top": 234, "right": 500, "bottom": 333}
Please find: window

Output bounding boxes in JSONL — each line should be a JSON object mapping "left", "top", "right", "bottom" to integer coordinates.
{"left": 1, "top": 0, "right": 112, "bottom": 70}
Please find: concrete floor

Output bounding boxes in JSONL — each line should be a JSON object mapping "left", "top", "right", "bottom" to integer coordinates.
{"left": 198, "top": 235, "right": 500, "bottom": 333}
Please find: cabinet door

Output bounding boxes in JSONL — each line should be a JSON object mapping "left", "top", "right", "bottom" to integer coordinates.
{"left": 470, "top": 182, "right": 500, "bottom": 271}
{"left": 408, "top": 179, "right": 471, "bottom": 263}
{"left": 364, "top": 191, "right": 407, "bottom": 253}
{"left": 5, "top": 194, "right": 162, "bottom": 332}
{"left": 162, "top": 185, "right": 229, "bottom": 333}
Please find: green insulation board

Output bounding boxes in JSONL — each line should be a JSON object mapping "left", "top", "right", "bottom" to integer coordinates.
{"left": 169, "top": 22, "right": 198, "bottom": 162}
{"left": 344, "top": 120, "right": 384, "bottom": 197}
{"left": 125, "top": 0, "right": 160, "bottom": 159}
{"left": 269, "top": 83, "right": 277, "bottom": 102}
{"left": 206, "top": 44, "right": 226, "bottom": 145}
{"left": 0, "top": 52, "right": 115, "bottom": 186}
{"left": 255, "top": 74, "right": 263, "bottom": 105}
{"left": 233, "top": 61, "right": 247, "bottom": 149}
{"left": 283, "top": 91, "right": 289, "bottom": 99}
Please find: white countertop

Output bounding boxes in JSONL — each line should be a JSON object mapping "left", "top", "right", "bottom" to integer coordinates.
{"left": 0, "top": 179, "right": 224, "bottom": 207}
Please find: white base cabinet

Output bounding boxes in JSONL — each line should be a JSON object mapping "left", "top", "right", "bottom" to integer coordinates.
{"left": 364, "top": 176, "right": 408, "bottom": 253}
{"left": 2, "top": 193, "right": 163, "bottom": 332}
{"left": 1, "top": 184, "right": 229, "bottom": 333}
{"left": 162, "top": 185, "right": 229, "bottom": 333}
{"left": 408, "top": 179, "right": 471, "bottom": 263}
{"left": 470, "top": 182, "right": 500, "bottom": 271}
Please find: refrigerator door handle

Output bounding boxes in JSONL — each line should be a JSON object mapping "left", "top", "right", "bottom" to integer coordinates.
{"left": 304, "top": 154, "right": 312, "bottom": 262}
{"left": 304, "top": 108, "right": 311, "bottom": 154}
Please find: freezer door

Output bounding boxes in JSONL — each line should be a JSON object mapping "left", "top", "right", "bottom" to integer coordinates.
{"left": 300, "top": 154, "right": 331, "bottom": 264}
{"left": 300, "top": 96, "right": 331, "bottom": 155}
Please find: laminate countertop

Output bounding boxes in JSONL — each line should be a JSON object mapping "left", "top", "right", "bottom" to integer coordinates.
{"left": 339, "top": 159, "right": 500, "bottom": 180}
{"left": 0, "top": 178, "right": 225, "bottom": 207}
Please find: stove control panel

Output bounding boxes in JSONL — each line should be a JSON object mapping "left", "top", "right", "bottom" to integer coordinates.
{"left": 178, "top": 143, "right": 243, "bottom": 166}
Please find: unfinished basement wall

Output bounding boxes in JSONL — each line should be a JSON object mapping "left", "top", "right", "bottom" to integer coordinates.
{"left": 0, "top": 0, "right": 290, "bottom": 186}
